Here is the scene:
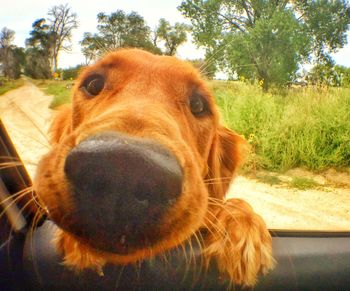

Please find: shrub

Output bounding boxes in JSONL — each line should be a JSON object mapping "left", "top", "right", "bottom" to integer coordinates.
{"left": 212, "top": 81, "right": 350, "bottom": 171}
{"left": 61, "top": 65, "right": 84, "bottom": 80}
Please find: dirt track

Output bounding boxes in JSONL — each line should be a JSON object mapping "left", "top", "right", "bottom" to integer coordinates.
{"left": 0, "top": 81, "right": 52, "bottom": 178}
{"left": 1, "top": 81, "right": 349, "bottom": 231}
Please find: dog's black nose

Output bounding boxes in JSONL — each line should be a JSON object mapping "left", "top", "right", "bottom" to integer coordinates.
{"left": 63, "top": 132, "right": 183, "bottom": 250}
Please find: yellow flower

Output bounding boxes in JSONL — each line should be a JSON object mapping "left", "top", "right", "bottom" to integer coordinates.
{"left": 248, "top": 133, "right": 255, "bottom": 143}
{"left": 259, "top": 79, "right": 264, "bottom": 87}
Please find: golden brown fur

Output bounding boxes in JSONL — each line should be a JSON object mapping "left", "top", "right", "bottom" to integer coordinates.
{"left": 34, "top": 49, "right": 274, "bottom": 286}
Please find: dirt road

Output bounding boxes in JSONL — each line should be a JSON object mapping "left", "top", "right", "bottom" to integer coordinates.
{"left": 1, "top": 81, "right": 349, "bottom": 231}
{"left": 0, "top": 81, "right": 52, "bottom": 178}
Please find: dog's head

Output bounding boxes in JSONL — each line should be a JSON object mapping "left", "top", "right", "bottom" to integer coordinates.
{"left": 34, "top": 49, "right": 245, "bottom": 266}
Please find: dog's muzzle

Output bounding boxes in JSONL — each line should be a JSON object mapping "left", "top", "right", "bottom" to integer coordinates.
{"left": 62, "top": 132, "right": 183, "bottom": 253}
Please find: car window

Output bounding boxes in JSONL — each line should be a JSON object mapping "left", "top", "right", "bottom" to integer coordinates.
{"left": 1, "top": 1, "right": 349, "bottom": 233}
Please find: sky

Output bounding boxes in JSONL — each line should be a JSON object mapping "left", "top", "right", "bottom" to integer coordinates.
{"left": 1, "top": 0, "right": 350, "bottom": 69}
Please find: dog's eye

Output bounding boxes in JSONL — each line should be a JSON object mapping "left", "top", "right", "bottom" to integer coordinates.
{"left": 81, "top": 74, "right": 105, "bottom": 97}
{"left": 189, "top": 95, "right": 208, "bottom": 116}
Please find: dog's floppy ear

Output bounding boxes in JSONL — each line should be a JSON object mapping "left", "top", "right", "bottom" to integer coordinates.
{"left": 49, "top": 105, "right": 72, "bottom": 144}
{"left": 206, "top": 126, "right": 247, "bottom": 199}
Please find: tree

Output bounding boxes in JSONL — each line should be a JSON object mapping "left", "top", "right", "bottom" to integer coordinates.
{"left": 80, "top": 32, "right": 99, "bottom": 64}
{"left": 24, "top": 47, "right": 51, "bottom": 79}
{"left": 80, "top": 10, "right": 159, "bottom": 62}
{"left": 309, "top": 63, "right": 350, "bottom": 87}
{"left": 0, "top": 27, "right": 23, "bottom": 79}
{"left": 25, "top": 19, "right": 52, "bottom": 79}
{"left": 155, "top": 19, "right": 189, "bottom": 55}
{"left": 179, "top": 0, "right": 350, "bottom": 90}
{"left": 26, "top": 19, "right": 52, "bottom": 52}
{"left": 295, "top": 0, "right": 350, "bottom": 63}
{"left": 47, "top": 4, "right": 78, "bottom": 72}
{"left": 25, "top": 5, "right": 78, "bottom": 74}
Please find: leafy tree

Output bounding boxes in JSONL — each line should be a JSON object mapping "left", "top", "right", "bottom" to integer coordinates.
{"left": 294, "top": 0, "right": 350, "bottom": 63}
{"left": 25, "top": 19, "right": 52, "bottom": 79}
{"left": 25, "top": 5, "right": 78, "bottom": 74}
{"left": 26, "top": 19, "right": 52, "bottom": 53}
{"left": 179, "top": 0, "right": 350, "bottom": 90}
{"left": 309, "top": 63, "right": 350, "bottom": 87}
{"left": 80, "top": 32, "right": 99, "bottom": 64}
{"left": 155, "top": 19, "right": 189, "bottom": 55}
{"left": 81, "top": 10, "right": 159, "bottom": 62}
{"left": 0, "top": 27, "right": 15, "bottom": 78}
{"left": 0, "top": 27, "right": 23, "bottom": 79}
{"left": 24, "top": 48, "right": 51, "bottom": 79}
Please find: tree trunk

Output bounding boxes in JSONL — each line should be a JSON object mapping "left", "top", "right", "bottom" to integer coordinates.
{"left": 53, "top": 54, "right": 58, "bottom": 73}
{"left": 262, "top": 78, "right": 269, "bottom": 92}
{"left": 256, "top": 64, "right": 270, "bottom": 92}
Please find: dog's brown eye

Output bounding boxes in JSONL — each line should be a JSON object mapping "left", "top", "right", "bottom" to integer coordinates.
{"left": 190, "top": 95, "right": 207, "bottom": 116}
{"left": 81, "top": 74, "right": 105, "bottom": 97}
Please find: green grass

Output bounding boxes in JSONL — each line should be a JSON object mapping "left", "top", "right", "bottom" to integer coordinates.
{"left": 256, "top": 174, "right": 283, "bottom": 185}
{"left": 289, "top": 177, "right": 320, "bottom": 190}
{"left": 212, "top": 81, "right": 350, "bottom": 171}
{"left": 0, "top": 78, "right": 25, "bottom": 95}
{"left": 32, "top": 79, "right": 73, "bottom": 108}
{"left": 33, "top": 78, "right": 350, "bottom": 172}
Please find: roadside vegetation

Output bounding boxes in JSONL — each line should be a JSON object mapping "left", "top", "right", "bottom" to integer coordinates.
{"left": 31, "top": 79, "right": 72, "bottom": 108}
{"left": 0, "top": 77, "right": 24, "bottom": 95}
{"left": 35, "top": 79, "right": 350, "bottom": 175}
{"left": 212, "top": 81, "right": 350, "bottom": 172}
{"left": 253, "top": 172, "right": 322, "bottom": 190}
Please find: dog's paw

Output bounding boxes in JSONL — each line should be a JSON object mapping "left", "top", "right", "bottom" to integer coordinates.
{"left": 203, "top": 198, "right": 275, "bottom": 286}
{"left": 55, "top": 229, "right": 106, "bottom": 275}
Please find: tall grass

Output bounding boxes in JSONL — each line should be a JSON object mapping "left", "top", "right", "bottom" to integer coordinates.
{"left": 212, "top": 81, "right": 350, "bottom": 171}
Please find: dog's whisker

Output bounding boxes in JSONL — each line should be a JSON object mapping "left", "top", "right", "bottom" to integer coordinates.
{"left": 0, "top": 156, "right": 19, "bottom": 161}
{"left": 113, "top": 265, "right": 125, "bottom": 291}
{"left": 14, "top": 197, "right": 36, "bottom": 221}
{"left": 204, "top": 210, "right": 237, "bottom": 254}
{"left": 205, "top": 181, "right": 232, "bottom": 186}
{"left": 0, "top": 187, "right": 32, "bottom": 205}
{"left": 29, "top": 208, "right": 47, "bottom": 287}
{"left": 6, "top": 196, "right": 39, "bottom": 238}
{"left": 178, "top": 239, "right": 191, "bottom": 277}
{"left": 0, "top": 161, "right": 23, "bottom": 170}
{"left": 30, "top": 188, "right": 47, "bottom": 213}
{"left": 187, "top": 233, "right": 196, "bottom": 269}
{"left": 180, "top": 239, "right": 193, "bottom": 283}
{"left": 0, "top": 188, "right": 34, "bottom": 221}
{"left": 187, "top": 228, "right": 206, "bottom": 283}
{"left": 204, "top": 176, "right": 233, "bottom": 182}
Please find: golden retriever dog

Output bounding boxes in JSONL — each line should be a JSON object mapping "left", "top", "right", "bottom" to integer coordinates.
{"left": 34, "top": 49, "right": 274, "bottom": 286}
